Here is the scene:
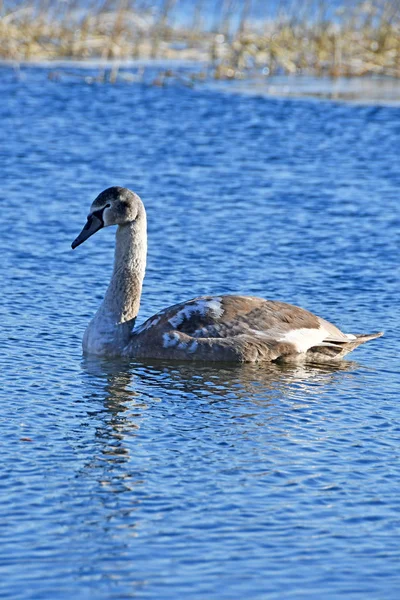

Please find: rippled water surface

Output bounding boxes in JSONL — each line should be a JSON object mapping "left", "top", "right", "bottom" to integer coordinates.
{"left": 1, "top": 66, "right": 400, "bottom": 599}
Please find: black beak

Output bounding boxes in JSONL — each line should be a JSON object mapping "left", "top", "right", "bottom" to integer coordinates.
{"left": 71, "top": 213, "right": 104, "bottom": 249}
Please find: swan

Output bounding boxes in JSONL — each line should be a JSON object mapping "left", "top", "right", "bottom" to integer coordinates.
{"left": 71, "top": 187, "right": 382, "bottom": 362}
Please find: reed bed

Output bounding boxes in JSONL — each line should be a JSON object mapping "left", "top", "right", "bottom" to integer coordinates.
{"left": 1, "top": 1, "right": 400, "bottom": 79}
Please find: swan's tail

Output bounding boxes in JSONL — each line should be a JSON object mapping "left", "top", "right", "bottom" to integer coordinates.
{"left": 307, "top": 331, "right": 383, "bottom": 362}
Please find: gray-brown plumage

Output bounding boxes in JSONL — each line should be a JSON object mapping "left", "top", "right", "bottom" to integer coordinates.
{"left": 71, "top": 187, "right": 383, "bottom": 362}
{"left": 127, "top": 295, "right": 382, "bottom": 363}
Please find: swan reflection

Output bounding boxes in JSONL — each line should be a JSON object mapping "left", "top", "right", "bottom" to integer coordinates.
{"left": 78, "top": 357, "right": 361, "bottom": 545}
{"left": 82, "top": 356, "right": 359, "bottom": 415}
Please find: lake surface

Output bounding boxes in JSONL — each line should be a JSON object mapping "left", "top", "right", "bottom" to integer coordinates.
{"left": 1, "top": 65, "right": 399, "bottom": 599}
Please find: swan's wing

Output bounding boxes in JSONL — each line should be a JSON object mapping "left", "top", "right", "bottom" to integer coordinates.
{"left": 129, "top": 295, "right": 381, "bottom": 362}
{"left": 132, "top": 295, "right": 348, "bottom": 351}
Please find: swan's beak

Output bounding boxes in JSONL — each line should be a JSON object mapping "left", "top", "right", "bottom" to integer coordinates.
{"left": 71, "top": 214, "right": 104, "bottom": 249}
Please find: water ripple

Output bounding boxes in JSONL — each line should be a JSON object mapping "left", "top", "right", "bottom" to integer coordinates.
{"left": 1, "top": 65, "right": 399, "bottom": 599}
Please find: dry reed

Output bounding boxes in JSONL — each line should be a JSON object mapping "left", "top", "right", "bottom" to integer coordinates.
{"left": 1, "top": 1, "right": 399, "bottom": 79}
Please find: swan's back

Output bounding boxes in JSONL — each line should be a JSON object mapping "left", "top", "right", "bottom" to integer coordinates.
{"left": 127, "top": 295, "right": 382, "bottom": 362}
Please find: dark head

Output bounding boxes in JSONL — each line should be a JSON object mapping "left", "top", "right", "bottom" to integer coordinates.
{"left": 71, "top": 187, "right": 143, "bottom": 249}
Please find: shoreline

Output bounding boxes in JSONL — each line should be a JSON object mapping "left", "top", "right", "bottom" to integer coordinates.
{"left": 2, "top": 58, "right": 400, "bottom": 105}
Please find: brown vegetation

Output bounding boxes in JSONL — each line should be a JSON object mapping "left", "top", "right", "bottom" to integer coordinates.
{"left": 1, "top": 1, "right": 400, "bottom": 79}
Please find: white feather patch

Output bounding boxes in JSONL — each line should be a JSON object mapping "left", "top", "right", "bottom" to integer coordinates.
{"left": 278, "top": 327, "right": 327, "bottom": 353}
{"left": 163, "top": 332, "right": 180, "bottom": 348}
{"left": 168, "top": 298, "right": 224, "bottom": 328}
{"left": 132, "top": 315, "right": 161, "bottom": 335}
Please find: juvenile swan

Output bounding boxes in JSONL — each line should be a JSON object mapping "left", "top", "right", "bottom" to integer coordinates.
{"left": 71, "top": 187, "right": 382, "bottom": 361}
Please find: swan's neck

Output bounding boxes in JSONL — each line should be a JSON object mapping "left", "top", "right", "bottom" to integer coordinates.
{"left": 83, "top": 213, "right": 147, "bottom": 355}
{"left": 104, "top": 216, "right": 147, "bottom": 321}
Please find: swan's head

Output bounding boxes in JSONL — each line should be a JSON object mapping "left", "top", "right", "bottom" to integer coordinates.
{"left": 71, "top": 187, "right": 142, "bottom": 249}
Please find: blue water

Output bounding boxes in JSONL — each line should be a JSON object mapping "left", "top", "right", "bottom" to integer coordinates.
{"left": 1, "top": 65, "right": 400, "bottom": 599}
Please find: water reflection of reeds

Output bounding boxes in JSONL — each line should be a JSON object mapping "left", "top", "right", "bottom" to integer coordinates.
{"left": 1, "top": 1, "right": 400, "bottom": 80}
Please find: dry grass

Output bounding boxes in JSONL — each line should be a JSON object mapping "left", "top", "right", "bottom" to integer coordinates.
{"left": 1, "top": 1, "right": 400, "bottom": 79}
